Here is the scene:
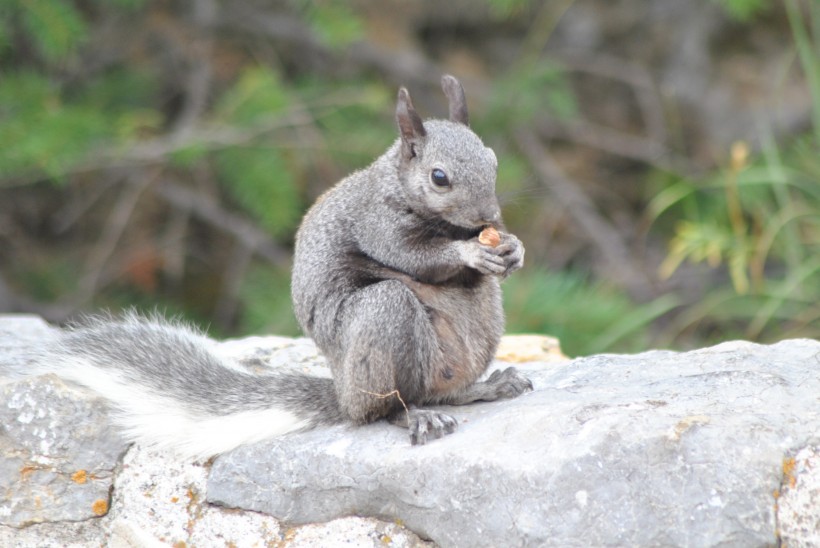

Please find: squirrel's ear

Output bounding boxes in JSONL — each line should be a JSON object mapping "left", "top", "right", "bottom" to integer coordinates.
{"left": 441, "top": 74, "right": 469, "bottom": 126}
{"left": 396, "top": 87, "right": 427, "bottom": 160}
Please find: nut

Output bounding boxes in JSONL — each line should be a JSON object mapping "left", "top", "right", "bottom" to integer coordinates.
{"left": 478, "top": 226, "right": 501, "bottom": 247}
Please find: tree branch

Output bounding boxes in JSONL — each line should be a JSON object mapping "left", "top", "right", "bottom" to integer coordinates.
{"left": 514, "top": 129, "right": 656, "bottom": 301}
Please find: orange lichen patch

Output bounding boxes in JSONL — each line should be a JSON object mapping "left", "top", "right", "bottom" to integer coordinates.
{"left": 783, "top": 457, "right": 796, "bottom": 475}
{"left": 170, "top": 496, "right": 179, "bottom": 503}
{"left": 173, "top": 542, "right": 187, "bottom": 548}
{"left": 783, "top": 457, "right": 797, "bottom": 488}
{"left": 478, "top": 226, "right": 501, "bottom": 247}
{"left": 71, "top": 470, "right": 88, "bottom": 484}
{"left": 91, "top": 499, "right": 108, "bottom": 516}
{"left": 20, "top": 465, "right": 38, "bottom": 479}
{"left": 668, "top": 415, "right": 711, "bottom": 441}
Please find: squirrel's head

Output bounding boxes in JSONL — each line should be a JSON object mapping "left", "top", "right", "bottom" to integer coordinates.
{"left": 394, "top": 75, "right": 501, "bottom": 230}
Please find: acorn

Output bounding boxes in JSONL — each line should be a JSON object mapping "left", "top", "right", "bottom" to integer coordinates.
{"left": 478, "top": 226, "right": 501, "bottom": 247}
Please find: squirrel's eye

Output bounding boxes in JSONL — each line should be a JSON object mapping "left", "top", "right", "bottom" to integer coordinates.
{"left": 431, "top": 168, "right": 450, "bottom": 187}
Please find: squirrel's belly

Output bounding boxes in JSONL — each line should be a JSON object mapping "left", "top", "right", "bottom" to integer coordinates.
{"left": 404, "top": 278, "right": 503, "bottom": 396}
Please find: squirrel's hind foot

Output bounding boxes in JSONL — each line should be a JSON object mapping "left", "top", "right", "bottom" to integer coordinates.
{"left": 408, "top": 408, "right": 458, "bottom": 446}
{"left": 389, "top": 407, "right": 458, "bottom": 446}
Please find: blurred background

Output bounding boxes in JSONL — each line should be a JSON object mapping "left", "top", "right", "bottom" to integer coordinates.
{"left": 0, "top": 0, "right": 818, "bottom": 356}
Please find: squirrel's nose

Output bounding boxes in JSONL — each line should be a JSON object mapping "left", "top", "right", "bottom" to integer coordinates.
{"left": 480, "top": 208, "right": 501, "bottom": 224}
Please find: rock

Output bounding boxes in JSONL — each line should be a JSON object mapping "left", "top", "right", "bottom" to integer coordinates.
{"left": 0, "top": 374, "right": 130, "bottom": 528}
{"left": 0, "top": 315, "right": 430, "bottom": 547}
{"left": 1, "top": 440, "right": 431, "bottom": 548}
{"left": 495, "top": 333, "right": 568, "bottom": 363}
{"left": 208, "top": 339, "right": 820, "bottom": 547}
{"left": 2, "top": 314, "right": 819, "bottom": 546}
{"left": 777, "top": 445, "right": 820, "bottom": 547}
{"left": 105, "top": 446, "right": 285, "bottom": 547}
{"left": 0, "top": 314, "right": 56, "bottom": 376}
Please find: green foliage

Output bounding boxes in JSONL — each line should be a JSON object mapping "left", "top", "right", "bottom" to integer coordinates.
{"left": 209, "top": 67, "right": 303, "bottom": 237}
{"left": 711, "top": 0, "right": 769, "bottom": 21}
{"left": 216, "top": 67, "right": 291, "bottom": 126}
{"left": 10, "top": 253, "right": 80, "bottom": 301}
{"left": 718, "top": 0, "right": 768, "bottom": 21}
{"left": 301, "top": 0, "right": 364, "bottom": 47}
{"left": 0, "top": 72, "right": 110, "bottom": 180}
{"left": 503, "top": 269, "right": 679, "bottom": 356}
{"left": 496, "top": 150, "right": 530, "bottom": 194}
{"left": 83, "top": 67, "right": 160, "bottom": 113}
{"left": 651, "top": 85, "right": 820, "bottom": 344}
{"left": 3, "top": 0, "right": 816, "bottom": 355}
{"left": 215, "top": 147, "right": 302, "bottom": 238}
{"left": 651, "top": 0, "right": 820, "bottom": 343}
{"left": 314, "top": 93, "right": 395, "bottom": 167}
{"left": 786, "top": 0, "right": 820, "bottom": 142}
{"left": 480, "top": 60, "right": 577, "bottom": 134}
{"left": 485, "top": 0, "right": 534, "bottom": 18}
{"left": 239, "top": 266, "right": 301, "bottom": 336}
{"left": 651, "top": 139, "right": 820, "bottom": 338}
{"left": 18, "top": 0, "right": 88, "bottom": 62}
{"left": 2, "top": 0, "right": 144, "bottom": 62}
{"left": 648, "top": 0, "right": 820, "bottom": 347}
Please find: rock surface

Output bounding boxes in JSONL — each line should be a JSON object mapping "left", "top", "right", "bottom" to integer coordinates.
{"left": 207, "top": 339, "right": 820, "bottom": 547}
{"left": 777, "top": 445, "right": 820, "bottom": 547}
{"left": 0, "top": 375, "right": 129, "bottom": 528}
{"left": 1, "top": 314, "right": 819, "bottom": 546}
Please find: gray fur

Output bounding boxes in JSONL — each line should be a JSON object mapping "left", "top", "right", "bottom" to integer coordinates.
{"left": 5, "top": 75, "right": 529, "bottom": 455}
{"left": 292, "top": 75, "right": 529, "bottom": 444}
{"left": 51, "top": 312, "right": 343, "bottom": 426}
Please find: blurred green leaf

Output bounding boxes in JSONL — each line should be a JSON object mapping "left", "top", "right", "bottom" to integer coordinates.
{"left": 711, "top": 0, "right": 768, "bottom": 21}
{"left": 217, "top": 67, "right": 291, "bottom": 126}
{"left": 0, "top": 17, "right": 11, "bottom": 56}
{"left": 0, "top": 72, "right": 109, "bottom": 180}
{"left": 306, "top": 1, "right": 363, "bottom": 47}
{"left": 485, "top": 0, "right": 533, "bottom": 18}
{"left": 83, "top": 67, "right": 161, "bottom": 114}
{"left": 102, "top": 0, "right": 147, "bottom": 9}
{"left": 20, "top": 0, "right": 87, "bottom": 62}
{"left": 503, "top": 268, "right": 669, "bottom": 356}
{"left": 215, "top": 147, "right": 302, "bottom": 238}
{"left": 483, "top": 60, "right": 577, "bottom": 132}
{"left": 239, "top": 266, "right": 301, "bottom": 336}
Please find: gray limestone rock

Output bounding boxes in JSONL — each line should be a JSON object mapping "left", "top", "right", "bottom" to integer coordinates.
{"left": 0, "top": 314, "right": 55, "bottom": 379}
{"left": 207, "top": 339, "right": 820, "bottom": 547}
{"left": 0, "top": 374, "right": 130, "bottom": 527}
{"left": 2, "top": 313, "right": 819, "bottom": 547}
{"left": 777, "top": 445, "right": 820, "bottom": 547}
{"left": 0, "top": 316, "right": 430, "bottom": 547}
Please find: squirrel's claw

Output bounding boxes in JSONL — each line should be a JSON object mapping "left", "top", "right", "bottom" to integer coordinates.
{"left": 407, "top": 408, "right": 458, "bottom": 445}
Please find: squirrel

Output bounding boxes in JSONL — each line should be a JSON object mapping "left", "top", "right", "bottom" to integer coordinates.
{"left": 2, "top": 75, "right": 531, "bottom": 459}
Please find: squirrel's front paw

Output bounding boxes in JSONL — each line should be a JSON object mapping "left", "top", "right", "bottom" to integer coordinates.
{"left": 461, "top": 233, "right": 525, "bottom": 277}
{"left": 407, "top": 408, "right": 458, "bottom": 445}
{"left": 495, "top": 232, "right": 525, "bottom": 277}
{"left": 458, "top": 240, "right": 508, "bottom": 275}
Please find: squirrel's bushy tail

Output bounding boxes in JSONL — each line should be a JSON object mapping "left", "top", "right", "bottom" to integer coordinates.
{"left": 35, "top": 312, "right": 343, "bottom": 459}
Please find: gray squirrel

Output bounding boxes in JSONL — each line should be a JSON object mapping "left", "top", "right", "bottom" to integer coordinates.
{"left": 3, "top": 75, "right": 530, "bottom": 459}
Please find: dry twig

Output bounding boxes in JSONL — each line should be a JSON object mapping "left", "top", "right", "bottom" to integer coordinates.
{"left": 358, "top": 388, "right": 410, "bottom": 424}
